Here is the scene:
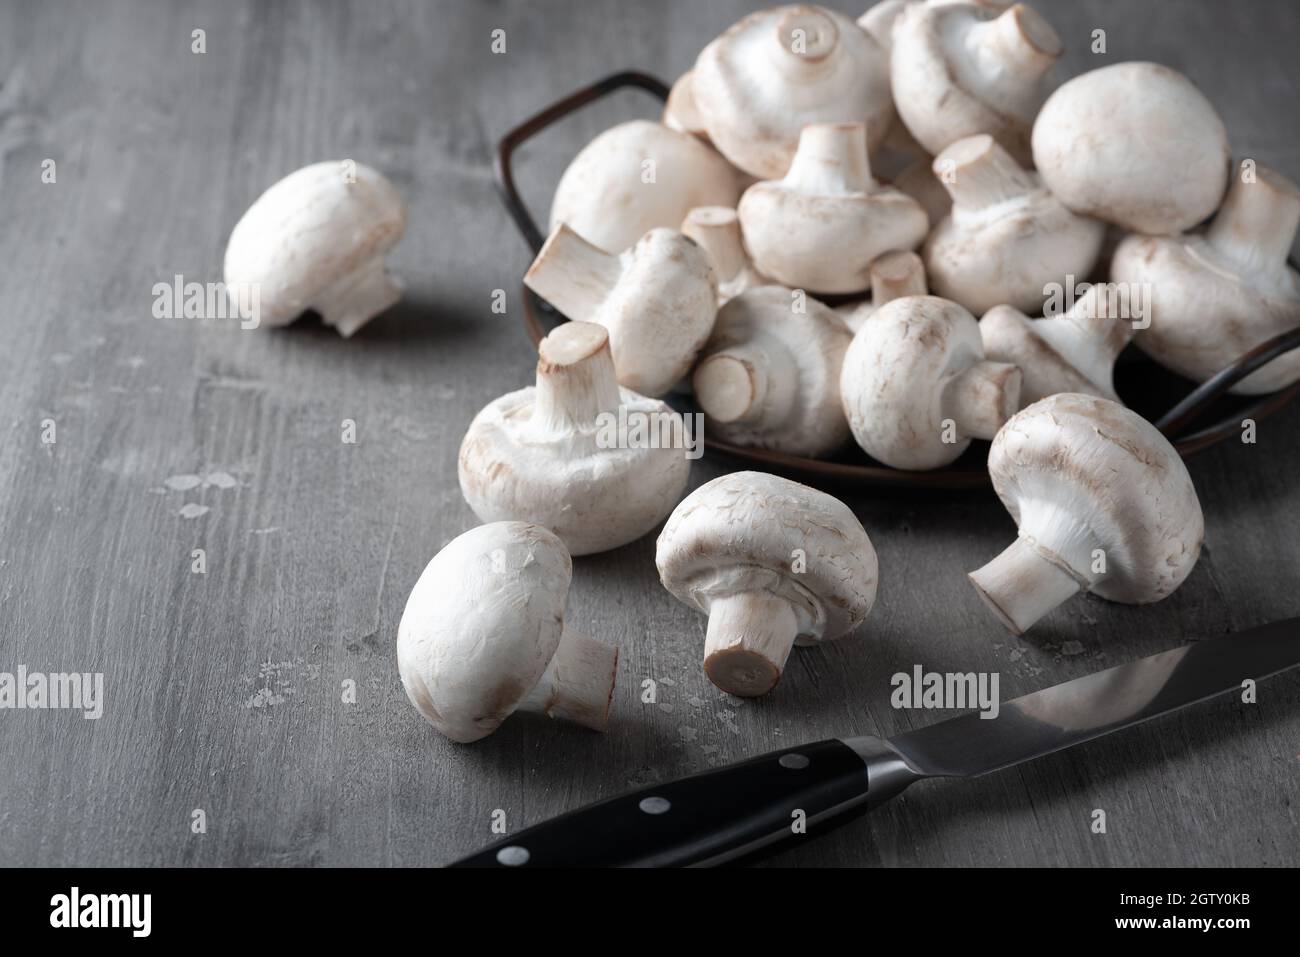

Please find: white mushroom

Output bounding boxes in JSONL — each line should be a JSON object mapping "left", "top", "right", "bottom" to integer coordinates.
{"left": 549, "top": 120, "right": 742, "bottom": 254}
{"left": 397, "top": 522, "right": 618, "bottom": 743}
{"left": 223, "top": 160, "right": 406, "bottom": 336}
{"left": 923, "top": 134, "right": 1106, "bottom": 315}
{"left": 835, "top": 249, "right": 928, "bottom": 333}
{"left": 459, "top": 322, "right": 690, "bottom": 556}
{"left": 840, "top": 295, "right": 1021, "bottom": 469}
{"left": 1032, "top": 63, "right": 1230, "bottom": 235}
{"left": 656, "top": 471, "right": 878, "bottom": 697}
{"left": 691, "top": 5, "right": 893, "bottom": 180}
{"left": 663, "top": 71, "right": 708, "bottom": 139}
{"left": 738, "top": 122, "right": 929, "bottom": 294}
{"left": 1111, "top": 165, "right": 1300, "bottom": 395}
{"left": 890, "top": 2, "right": 1062, "bottom": 164}
{"left": 968, "top": 394, "right": 1204, "bottom": 636}
{"left": 524, "top": 223, "right": 717, "bottom": 397}
{"left": 693, "top": 287, "right": 852, "bottom": 456}
{"left": 681, "top": 206, "right": 766, "bottom": 304}
{"left": 980, "top": 283, "right": 1136, "bottom": 407}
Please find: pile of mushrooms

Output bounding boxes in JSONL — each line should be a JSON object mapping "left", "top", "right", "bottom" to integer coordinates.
{"left": 214, "top": 4, "right": 1296, "bottom": 742}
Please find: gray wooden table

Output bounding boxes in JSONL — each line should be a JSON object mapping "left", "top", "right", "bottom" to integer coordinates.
{"left": 0, "top": 0, "right": 1296, "bottom": 868}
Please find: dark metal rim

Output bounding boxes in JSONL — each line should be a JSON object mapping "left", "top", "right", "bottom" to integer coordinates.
{"left": 494, "top": 70, "right": 1300, "bottom": 489}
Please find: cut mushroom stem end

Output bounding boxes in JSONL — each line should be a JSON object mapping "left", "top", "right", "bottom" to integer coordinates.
{"left": 524, "top": 223, "right": 621, "bottom": 321}
{"left": 534, "top": 321, "right": 621, "bottom": 433}
{"left": 315, "top": 253, "right": 403, "bottom": 337}
{"left": 968, "top": 536, "right": 1083, "bottom": 636}
{"left": 519, "top": 627, "right": 619, "bottom": 731}
{"left": 703, "top": 592, "right": 799, "bottom": 697}
{"left": 942, "top": 360, "right": 1021, "bottom": 440}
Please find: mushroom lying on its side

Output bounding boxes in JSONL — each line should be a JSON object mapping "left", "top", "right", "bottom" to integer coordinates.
{"left": 968, "top": 394, "right": 1204, "bottom": 635}
{"left": 223, "top": 161, "right": 406, "bottom": 336}
{"left": 549, "top": 120, "right": 742, "bottom": 254}
{"left": 691, "top": 4, "right": 893, "bottom": 180}
{"left": 693, "top": 287, "right": 852, "bottom": 457}
{"left": 890, "top": 1, "right": 1063, "bottom": 164}
{"left": 681, "top": 206, "right": 766, "bottom": 304}
{"left": 923, "top": 134, "right": 1105, "bottom": 316}
{"left": 1032, "top": 63, "right": 1230, "bottom": 235}
{"left": 980, "top": 283, "right": 1137, "bottom": 407}
{"left": 657, "top": 471, "right": 878, "bottom": 698}
{"left": 524, "top": 224, "right": 717, "bottom": 397}
{"left": 835, "top": 249, "right": 928, "bottom": 334}
{"left": 459, "top": 322, "right": 690, "bottom": 556}
{"left": 841, "top": 295, "right": 1021, "bottom": 469}
{"left": 738, "top": 122, "right": 929, "bottom": 295}
{"left": 397, "top": 522, "right": 619, "bottom": 743}
{"left": 1111, "top": 165, "right": 1300, "bottom": 395}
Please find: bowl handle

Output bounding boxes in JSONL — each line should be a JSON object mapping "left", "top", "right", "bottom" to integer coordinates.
{"left": 494, "top": 71, "right": 670, "bottom": 254}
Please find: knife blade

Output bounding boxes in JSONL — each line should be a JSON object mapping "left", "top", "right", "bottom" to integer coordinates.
{"left": 449, "top": 616, "right": 1300, "bottom": 868}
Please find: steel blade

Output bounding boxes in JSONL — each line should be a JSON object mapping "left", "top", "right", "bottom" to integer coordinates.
{"left": 868, "top": 617, "right": 1300, "bottom": 779}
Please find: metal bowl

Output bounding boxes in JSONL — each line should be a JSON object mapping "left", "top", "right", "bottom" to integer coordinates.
{"left": 495, "top": 71, "right": 1300, "bottom": 492}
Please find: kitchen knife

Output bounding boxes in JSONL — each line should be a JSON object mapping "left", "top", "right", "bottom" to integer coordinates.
{"left": 449, "top": 617, "right": 1299, "bottom": 868}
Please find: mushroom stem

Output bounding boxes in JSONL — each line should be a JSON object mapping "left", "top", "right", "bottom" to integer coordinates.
{"left": 518, "top": 627, "right": 618, "bottom": 731}
{"left": 1035, "top": 284, "right": 1136, "bottom": 392}
{"left": 870, "top": 250, "right": 927, "bottom": 305}
{"left": 524, "top": 223, "right": 622, "bottom": 320}
{"left": 965, "top": 4, "right": 1062, "bottom": 87}
{"left": 1205, "top": 167, "right": 1300, "bottom": 273}
{"left": 968, "top": 536, "right": 1082, "bottom": 635}
{"left": 936, "top": 134, "right": 1036, "bottom": 211}
{"left": 784, "top": 123, "right": 875, "bottom": 195}
{"left": 314, "top": 252, "right": 402, "bottom": 337}
{"left": 532, "top": 321, "right": 621, "bottom": 433}
{"left": 703, "top": 592, "right": 799, "bottom": 697}
{"left": 693, "top": 343, "right": 795, "bottom": 426}
{"left": 683, "top": 207, "right": 747, "bottom": 283}
{"left": 941, "top": 360, "right": 1021, "bottom": 440}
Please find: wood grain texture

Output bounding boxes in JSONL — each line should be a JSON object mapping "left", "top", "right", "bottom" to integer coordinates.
{"left": 0, "top": 0, "right": 1296, "bottom": 868}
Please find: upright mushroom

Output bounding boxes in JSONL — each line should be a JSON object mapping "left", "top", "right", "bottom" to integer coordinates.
{"left": 738, "top": 122, "right": 928, "bottom": 294}
{"left": 681, "top": 206, "right": 766, "bottom": 304}
{"left": 459, "top": 321, "right": 691, "bottom": 556}
{"left": 549, "top": 120, "right": 742, "bottom": 254}
{"left": 1032, "top": 63, "right": 1230, "bottom": 235}
{"left": 1111, "top": 165, "right": 1300, "bottom": 394}
{"left": 835, "top": 249, "right": 928, "bottom": 334}
{"left": 692, "top": 287, "right": 852, "bottom": 456}
{"left": 691, "top": 5, "right": 893, "bottom": 180}
{"left": 890, "top": 1, "right": 1063, "bottom": 164}
{"left": 923, "top": 134, "right": 1106, "bottom": 315}
{"left": 841, "top": 295, "right": 1021, "bottom": 469}
{"left": 968, "top": 394, "right": 1204, "bottom": 635}
{"left": 524, "top": 224, "right": 717, "bottom": 397}
{"left": 980, "top": 283, "right": 1137, "bottom": 407}
{"left": 223, "top": 160, "right": 406, "bottom": 336}
{"left": 656, "top": 471, "right": 878, "bottom": 697}
{"left": 397, "top": 522, "right": 619, "bottom": 743}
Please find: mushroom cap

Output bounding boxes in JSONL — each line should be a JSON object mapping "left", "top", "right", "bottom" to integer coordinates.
{"left": 396, "top": 522, "right": 572, "bottom": 743}
{"left": 223, "top": 160, "right": 406, "bottom": 327}
{"left": 841, "top": 295, "right": 989, "bottom": 468}
{"left": 459, "top": 391, "right": 690, "bottom": 556}
{"left": 924, "top": 136, "right": 1106, "bottom": 315}
{"left": 693, "top": 286, "right": 852, "bottom": 456}
{"left": 692, "top": 5, "right": 893, "bottom": 180}
{"left": 988, "top": 393, "right": 1203, "bottom": 604}
{"left": 656, "top": 471, "right": 878, "bottom": 645}
{"left": 1031, "top": 63, "right": 1230, "bottom": 235}
{"left": 1112, "top": 224, "right": 1300, "bottom": 395}
{"left": 891, "top": 2, "right": 1062, "bottom": 163}
{"left": 549, "top": 120, "right": 742, "bottom": 254}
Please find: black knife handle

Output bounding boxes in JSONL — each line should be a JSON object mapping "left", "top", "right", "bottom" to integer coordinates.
{"left": 449, "top": 737, "right": 916, "bottom": 868}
